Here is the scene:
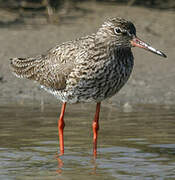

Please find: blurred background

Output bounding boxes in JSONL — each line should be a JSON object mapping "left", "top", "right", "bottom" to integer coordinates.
{"left": 0, "top": 0, "right": 174, "bottom": 25}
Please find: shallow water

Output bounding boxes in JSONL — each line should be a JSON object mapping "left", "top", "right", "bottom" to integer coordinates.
{"left": 0, "top": 102, "right": 175, "bottom": 180}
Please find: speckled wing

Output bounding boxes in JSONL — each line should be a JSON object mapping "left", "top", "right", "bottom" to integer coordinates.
{"left": 10, "top": 42, "right": 77, "bottom": 91}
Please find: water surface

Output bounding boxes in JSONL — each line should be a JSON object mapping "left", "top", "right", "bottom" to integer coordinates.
{"left": 0, "top": 102, "right": 175, "bottom": 180}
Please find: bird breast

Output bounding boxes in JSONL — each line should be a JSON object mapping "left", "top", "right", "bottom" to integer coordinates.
{"left": 64, "top": 48, "right": 134, "bottom": 103}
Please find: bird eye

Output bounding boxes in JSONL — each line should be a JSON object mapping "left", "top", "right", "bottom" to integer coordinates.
{"left": 114, "top": 27, "right": 122, "bottom": 34}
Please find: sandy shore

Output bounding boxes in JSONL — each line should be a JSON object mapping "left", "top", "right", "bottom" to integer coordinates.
{"left": 0, "top": 2, "right": 174, "bottom": 106}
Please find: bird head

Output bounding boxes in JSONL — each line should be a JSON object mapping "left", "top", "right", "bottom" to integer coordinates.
{"left": 98, "top": 17, "right": 166, "bottom": 58}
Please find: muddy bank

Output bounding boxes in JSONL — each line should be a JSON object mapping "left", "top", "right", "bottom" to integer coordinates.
{"left": 0, "top": 2, "right": 174, "bottom": 106}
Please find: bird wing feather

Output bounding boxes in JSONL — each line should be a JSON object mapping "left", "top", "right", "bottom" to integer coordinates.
{"left": 10, "top": 41, "right": 78, "bottom": 90}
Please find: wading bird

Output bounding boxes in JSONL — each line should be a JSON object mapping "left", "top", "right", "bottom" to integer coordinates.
{"left": 10, "top": 17, "right": 167, "bottom": 157}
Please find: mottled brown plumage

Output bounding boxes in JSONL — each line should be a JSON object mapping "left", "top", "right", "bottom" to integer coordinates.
{"left": 10, "top": 18, "right": 166, "bottom": 104}
{"left": 10, "top": 17, "right": 166, "bottom": 156}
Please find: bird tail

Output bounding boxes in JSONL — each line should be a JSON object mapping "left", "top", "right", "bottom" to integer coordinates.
{"left": 10, "top": 56, "right": 42, "bottom": 80}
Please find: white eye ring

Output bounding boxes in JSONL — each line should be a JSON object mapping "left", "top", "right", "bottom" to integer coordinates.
{"left": 114, "top": 27, "right": 122, "bottom": 34}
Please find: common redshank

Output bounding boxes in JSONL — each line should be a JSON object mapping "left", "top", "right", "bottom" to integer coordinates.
{"left": 10, "top": 17, "right": 166, "bottom": 157}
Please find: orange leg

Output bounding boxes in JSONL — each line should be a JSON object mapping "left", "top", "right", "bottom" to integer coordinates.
{"left": 92, "top": 102, "right": 101, "bottom": 157}
{"left": 58, "top": 102, "right": 66, "bottom": 155}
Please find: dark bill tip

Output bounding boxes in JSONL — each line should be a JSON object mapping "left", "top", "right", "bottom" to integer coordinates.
{"left": 159, "top": 51, "right": 167, "bottom": 58}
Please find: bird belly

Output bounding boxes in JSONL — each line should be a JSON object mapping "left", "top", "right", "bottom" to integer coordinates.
{"left": 77, "top": 69, "right": 132, "bottom": 102}
{"left": 41, "top": 68, "right": 132, "bottom": 104}
{"left": 62, "top": 60, "right": 133, "bottom": 103}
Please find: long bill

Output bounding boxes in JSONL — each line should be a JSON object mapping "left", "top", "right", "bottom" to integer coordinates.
{"left": 131, "top": 36, "right": 167, "bottom": 58}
